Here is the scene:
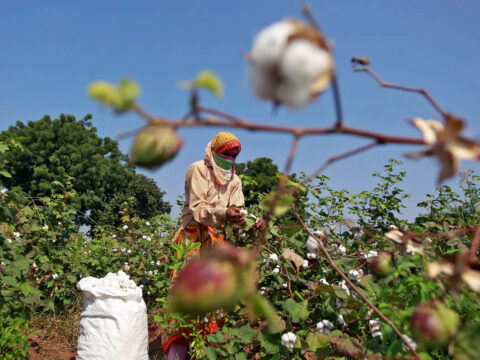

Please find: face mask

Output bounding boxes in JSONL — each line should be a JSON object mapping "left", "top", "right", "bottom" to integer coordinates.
{"left": 213, "top": 152, "right": 235, "bottom": 171}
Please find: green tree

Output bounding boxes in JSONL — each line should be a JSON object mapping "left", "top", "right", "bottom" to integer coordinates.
{"left": 235, "top": 157, "right": 307, "bottom": 223}
{"left": 90, "top": 172, "right": 171, "bottom": 228}
{"left": 0, "top": 114, "right": 170, "bottom": 228}
{"left": 236, "top": 157, "right": 283, "bottom": 207}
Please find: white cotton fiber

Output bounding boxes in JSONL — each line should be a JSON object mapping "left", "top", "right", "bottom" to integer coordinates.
{"left": 250, "top": 20, "right": 294, "bottom": 68}
{"left": 280, "top": 39, "right": 332, "bottom": 84}
{"left": 276, "top": 80, "right": 311, "bottom": 108}
{"left": 249, "top": 65, "right": 277, "bottom": 100}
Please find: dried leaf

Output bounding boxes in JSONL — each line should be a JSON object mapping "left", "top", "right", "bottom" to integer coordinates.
{"left": 427, "top": 262, "right": 454, "bottom": 278}
{"left": 462, "top": 269, "right": 480, "bottom": 292}
{"left": 427, "top": 252, "right": 480, "bottom": 293}
{"left": 385, "top": 230, "right": 423, "bottom": 255}
{"left": 406, "top": 117, "right": 480, "bottom": 182}
{"left": 328, "top": 334, "right": 363, "bottom": 358}
{"left": 282, "top": 248, "right": 305, "bottom": 269}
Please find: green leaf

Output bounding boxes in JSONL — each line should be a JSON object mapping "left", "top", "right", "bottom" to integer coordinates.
{"left": 282, "top": 298, "right": 309, "bottom": 323}
{"left": 249, "top": 294, "right": 284, "bottom": 333}
{"left": 193, "top": 70, "right": 224, "bottom": 98}
{"left": 206, "top": 333, "right": 226, "bottom": 343}
{"left": 234, "top": 353, "right": 247, "bottom": 360}
{"left": 257, "top": 331, "right": 281, "bottom": 354}
{"left": 0, "top": 143, "right": 9, "bottom": 153}
{"left": 229, "top": 325, "right": 256, "bottom": 343}
{"left": 39, "top": 255, "right": 49, "bottom": 264}
{"left": 305, "top": 332, "right": 329, "bottom": 353}
{"left": 203, "top": 346, "right": 217, "bottom": 360}
{"left": 19, "top": 282, "right": 33, "bottom": 296}
{"left": 2, "top": 276, "right": 17, "bottom": 287}
{"left": 418, "top": 352, "right": 434, "bottom": 360}
{"left": 117, "top": 78, "right": 140, "bottom": 101}
{"left": 0, "top": 169, "right": 11, "bottom": 178}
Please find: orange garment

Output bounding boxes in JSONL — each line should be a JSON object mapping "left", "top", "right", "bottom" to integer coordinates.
{"left": 162, "top": 222, "right": 226, "bottom": 354}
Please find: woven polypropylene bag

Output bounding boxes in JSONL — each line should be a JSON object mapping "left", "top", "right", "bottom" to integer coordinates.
{"left": 76, "top": 271, "right": 148, "bottom": 360}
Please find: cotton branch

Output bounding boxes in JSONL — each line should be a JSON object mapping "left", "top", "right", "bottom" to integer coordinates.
{"left": 292, "top": 204, "right": 421, "bottom": 359}
{"left": 403, "top": 225, "right": 480, "bottom": 262}
{"left": 302, "top": 141, "right": 378, "bottom": 185}
{"left": 130, "top": 102, "right": 424, "bottom": 146}
{"left": 352, "top": 65, "right": 447, "bottom": 118}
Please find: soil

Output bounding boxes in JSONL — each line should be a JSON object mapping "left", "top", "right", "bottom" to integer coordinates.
{"left": 27, "top": 321, "right": 166, "bottom": 360}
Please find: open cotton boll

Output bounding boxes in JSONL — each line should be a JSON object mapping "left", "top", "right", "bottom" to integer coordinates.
{"left": 239, "top": 209, "right": 248, "bottom": 216}
{"left": 276, "top": 80, "right": 311, "bottom": 108}
{"left": 250, "top": 20, "right": 294, "bottom": 68}
{"left": 249, "top": 64, "right": 278, "bottom": 100}
{"left": 280, "top": 39, "right": 333, "bottom": 84}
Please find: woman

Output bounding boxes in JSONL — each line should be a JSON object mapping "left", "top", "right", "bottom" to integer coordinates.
{"left": 163, "top": 132, "right": 262, "bottom": 360}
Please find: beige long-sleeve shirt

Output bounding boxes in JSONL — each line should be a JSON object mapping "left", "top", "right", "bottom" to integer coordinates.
{"left": 180, "top": 160, "right": 245, "bottom": 229}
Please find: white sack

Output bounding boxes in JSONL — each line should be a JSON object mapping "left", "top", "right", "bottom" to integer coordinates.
{"left": 76, "top": 271, "right": 148, "bottom": 360}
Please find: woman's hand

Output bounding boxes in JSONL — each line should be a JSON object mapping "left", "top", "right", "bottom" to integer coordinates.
{"left": 226, "top": 207, "right": 246, "bottom": 225}
{"left": 250, "top": 217, "right": 266, "bottom": 232}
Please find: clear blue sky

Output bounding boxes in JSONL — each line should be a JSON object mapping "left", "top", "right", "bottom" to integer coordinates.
{"left": 1, "top": 1, "right": 479, "bottom": 219}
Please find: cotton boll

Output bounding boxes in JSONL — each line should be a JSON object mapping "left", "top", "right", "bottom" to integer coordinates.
{"left": 269, "top": 253, "right": 279, "bottom": 261}
{"left": 322, "top": 319, "right": 334, "bottom": 330}
{"left": 306, "top": 236, "right": 320, "bottom": 252}
{"left": 316, "top": 321, "right": 324, "bottom": 331}
{"left": 280, "top": 40, "right": 333, "bottom": 85}
{"left": 275, "top": 80, "right": 311, "bottom": 108}
{"left": 239, "top": 209, "right": 248, "bottom": 216}
{"left": 337, "top": 314, "right": 345, "bottom": 325}
{"left": 250, "top": 21, "right": 294, "bottom": 68}
{"left": 281, "top": 332, "right": 297, "bottom": 349}
{"left": 249, "top": 64, "right": 278, "bottom": 100}
{"left": 319, "top": 278, "right": 329, "bottom": 285}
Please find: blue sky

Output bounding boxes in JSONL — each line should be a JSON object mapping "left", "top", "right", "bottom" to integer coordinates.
{"left": 1, "top": 1, "right": 479, "bottom": 219}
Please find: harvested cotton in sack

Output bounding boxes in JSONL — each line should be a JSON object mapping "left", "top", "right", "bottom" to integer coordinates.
{"left": 76, "top": 271, "right": 148, "bottom": 360}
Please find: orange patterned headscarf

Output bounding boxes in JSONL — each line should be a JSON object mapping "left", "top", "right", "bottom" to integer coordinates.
{"left": 205, "top": 132, "right": 241, "bottom": 185}
{"left": 210, "top": 132, "right": 241, "bottom": 154}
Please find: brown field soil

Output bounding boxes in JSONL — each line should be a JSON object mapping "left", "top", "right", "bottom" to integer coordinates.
{"left": 27, "top": 316, "right": 166, "bottom": 360}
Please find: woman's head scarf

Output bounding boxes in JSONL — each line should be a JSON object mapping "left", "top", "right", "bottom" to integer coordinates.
{"left": 205, "top": 132, "right": 241, "bottom": 185}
